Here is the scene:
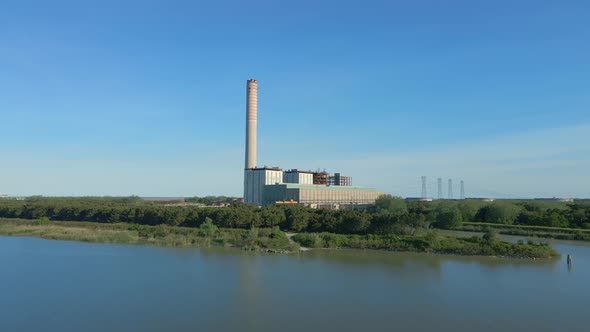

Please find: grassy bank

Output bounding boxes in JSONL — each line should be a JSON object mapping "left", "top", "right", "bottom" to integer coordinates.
{"left": 293, "top": 232, "right": 559, "bottom": 259}
{"left": 0, "top": 218, "right": 559, "bottom": 259}
{"left": 0, "top": 218, "right": 298, "bottom": 252}
{"left": 455, "top": 222, "right": 590, "bottom": 241}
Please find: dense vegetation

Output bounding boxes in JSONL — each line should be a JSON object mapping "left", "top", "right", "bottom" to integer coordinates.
{"left": 293, "top": 232, "right": 558, "bottom": 259}
{"left": 458, "top": 222, "right": 590, "bottom": 241}
{"left": 0, "top": 196, "right": 588, "bottom": 236}
{"left": 184, "top": 196, "right": 238, "bottom": 205}
{"left": 0, "top": 217, "right": 558, "bottom": 258}
{"left": 0, "top": 218, "right": 297, "bottom": 252}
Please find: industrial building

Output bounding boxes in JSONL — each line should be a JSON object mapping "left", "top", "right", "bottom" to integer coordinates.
{"left": 243, "top": 79, "right": 384, "bottom": 207}
{"left": 284, "top": 169, "right": 313, "bottom": 185}
{"left": 405, "top": 197, "right": 434, "bottom": 202}
{"left": 264, "top": 184, "right": 382, "bottom": 206}
{"left": 534, "top": 198, "right": 574, "bottom": 203}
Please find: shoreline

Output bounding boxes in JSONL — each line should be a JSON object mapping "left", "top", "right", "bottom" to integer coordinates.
{"left": 452, "top": 222, "right": 590, "bottom": 242}
{"left": 0, "top": 218, "right": 559, "bottom": 259}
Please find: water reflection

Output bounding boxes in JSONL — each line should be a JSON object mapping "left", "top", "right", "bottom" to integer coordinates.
{"left": 1, "top": 236, "right": 588, "bottom": 332}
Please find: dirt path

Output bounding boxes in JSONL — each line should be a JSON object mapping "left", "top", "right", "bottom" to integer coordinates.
{"left": 285, "top": 232, "right": 310, "bottom": 251}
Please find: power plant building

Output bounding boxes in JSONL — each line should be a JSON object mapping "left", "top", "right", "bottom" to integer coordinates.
{"left": 243, "top": 167, "right": 283, "bottom": 206}
{"left": 284, "top": 169, "right": 314, "bottom": 185}
{"left": 243, "top": 79, "right": 384, "bottom": 207}
{"left": 265, "top": 184, "right": 383, "bottom": 206}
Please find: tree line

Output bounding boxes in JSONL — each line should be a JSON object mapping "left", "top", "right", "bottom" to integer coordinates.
{"left": 0, "top": 196, "right": 589, "bottom": 235}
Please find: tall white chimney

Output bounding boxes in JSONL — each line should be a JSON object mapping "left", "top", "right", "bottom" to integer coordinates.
{"left": 245, "top": 79, "right": 257, "bottom": 169}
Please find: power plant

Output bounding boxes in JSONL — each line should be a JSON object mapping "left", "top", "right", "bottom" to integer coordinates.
{"left": 243, "top": 79, "right": 384, "bottom": 208}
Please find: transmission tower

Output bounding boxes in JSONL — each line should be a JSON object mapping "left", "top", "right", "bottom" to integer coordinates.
{"left": 460, "top": 180, "right": 465, "bottom": 200}
{"left": 437, "top": 178, "right": 443, "bottom": 200}
{"left": 421, "top": 176, "right": 427, "bottom": 198}
{"left": 448, "top": 179, "right": 453, "bottom": 199}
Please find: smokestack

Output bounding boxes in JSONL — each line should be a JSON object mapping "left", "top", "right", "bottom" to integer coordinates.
{"left": 245, "top": 79, "right": 257, "bottom": 169}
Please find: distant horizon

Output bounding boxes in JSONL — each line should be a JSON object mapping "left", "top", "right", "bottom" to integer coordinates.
{"left": 1, "top": 1, "right": 588, "bottom": 198}
{"left": 3, "top": 194, "right": 588, "bottom": 200}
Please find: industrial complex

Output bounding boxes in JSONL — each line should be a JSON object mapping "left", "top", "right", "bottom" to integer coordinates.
{"left": 242, "top": 79, "right": 384, "bottom": 208}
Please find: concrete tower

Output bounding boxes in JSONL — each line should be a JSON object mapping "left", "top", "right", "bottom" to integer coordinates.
{"left": 245, "top": 79, "right": 258, "bottom": 169}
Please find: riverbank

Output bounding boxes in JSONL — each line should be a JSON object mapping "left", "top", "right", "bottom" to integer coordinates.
{"left": 0, "top": 218, "right": 559, "bottom": 259}
{"left": 293, "top": 232, "right": 558, "bottom": 259}
{"left": 453, "top": 222, "right": 590, "bottom": 241}
{"left": 0, "top": 218, "right": 298, "bottom": 253}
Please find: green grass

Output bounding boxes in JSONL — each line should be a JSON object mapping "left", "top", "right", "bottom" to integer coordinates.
{"left": 462, "top": 222, "right": 590, "bottom": 233}
{"left": 456, "top": 222, "right": 590, "bottom": 241}
{"left": 0, "top": 218, "right": 298, "bottom": 252}
{"left": 0, "top": 218, "right": 560, "bottom": 259}
{"left": 293, "top": 231, "right": 559, "bottom": 259}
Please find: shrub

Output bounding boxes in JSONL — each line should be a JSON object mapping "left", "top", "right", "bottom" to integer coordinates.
{"left": 33, "top": 217, "right": 51, "bottom": 225}
{"left": 199, "top": 217, "right": 218, "bottom": 237}
{"left": 482, "top": 230, "right": 498, "bottom": 242}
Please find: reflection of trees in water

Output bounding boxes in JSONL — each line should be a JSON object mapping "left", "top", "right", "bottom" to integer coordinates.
{"left": 198, "top": 249, "right": 270, "bottom": 331}
{"left": 187, "top": 246, "right": 562, "bottom": 277}
{"left": 299, "top": 249, "right": 444, "bottom": 280}
{"left": 234, "top": 254, "right": 266, "bottom": 331}
{"left": 299, "top": 248, "right": 560, "bottom": 277}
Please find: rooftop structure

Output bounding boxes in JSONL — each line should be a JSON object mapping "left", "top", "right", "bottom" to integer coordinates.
{"left": 313, "top": 171, "right": 329, "bottom": 185}
{"left": 329, "top": 173, "right": 352, "bottom": 186}
{"left": 284, "top": 169, "right": 314, "bottom": 185}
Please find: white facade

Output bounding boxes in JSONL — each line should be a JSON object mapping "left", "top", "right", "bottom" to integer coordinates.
{"left": 264, "top": 183, "right": 384, "bottom": 206}
{"left": 244, "top": 168, "right": 283, "bottom": 206}
{"left": 283, "top": 171, "right": 313, "bottom": 185}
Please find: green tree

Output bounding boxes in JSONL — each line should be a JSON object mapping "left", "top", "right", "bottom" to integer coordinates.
{"left": 435, "top": 206, "right": 463, "bottom": 229}
{"left": 260, "top": 205, "right": 286, "bottom": 228}
{"left": 475, "top": 202, "right": 521, "bottom": 224}
{"left": 340, "top": 210, "right": 371, "bottom": 234}
{"left": 284, "top": 205, "right": 311, "bottom": 232}
{"left": 371, "top": 195, "right": 408, "bottom": 216}
{"left": 199, "top": 217, "right": 218, "bottom": 237}
{"left": 482, "top": 230, "right": 498, "bottom": 242}
{"left": 369, "top": 211, "right": 404, "bottom": 235}
{"left": 457, "top": 200, "right": 482, "bottom": 222}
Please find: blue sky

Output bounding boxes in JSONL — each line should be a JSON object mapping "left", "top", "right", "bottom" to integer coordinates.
{"left": 1, "top": 0, "right": 589, "bottom": 198}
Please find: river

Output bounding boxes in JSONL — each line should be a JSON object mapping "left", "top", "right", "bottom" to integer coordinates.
{"left": 1, "top": 235, "right": 588, "bottom": 331}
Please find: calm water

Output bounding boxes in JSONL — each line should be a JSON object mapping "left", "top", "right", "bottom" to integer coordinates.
{"left": 1, "top": 236, "right": 588, "bottom": 332}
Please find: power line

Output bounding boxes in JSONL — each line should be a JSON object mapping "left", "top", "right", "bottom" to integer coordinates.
{"left": 460, "top": 180, "right": 465, "bottom": 200}
{"left": 448, "top": 179, "right": 453, "bottom": 199}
